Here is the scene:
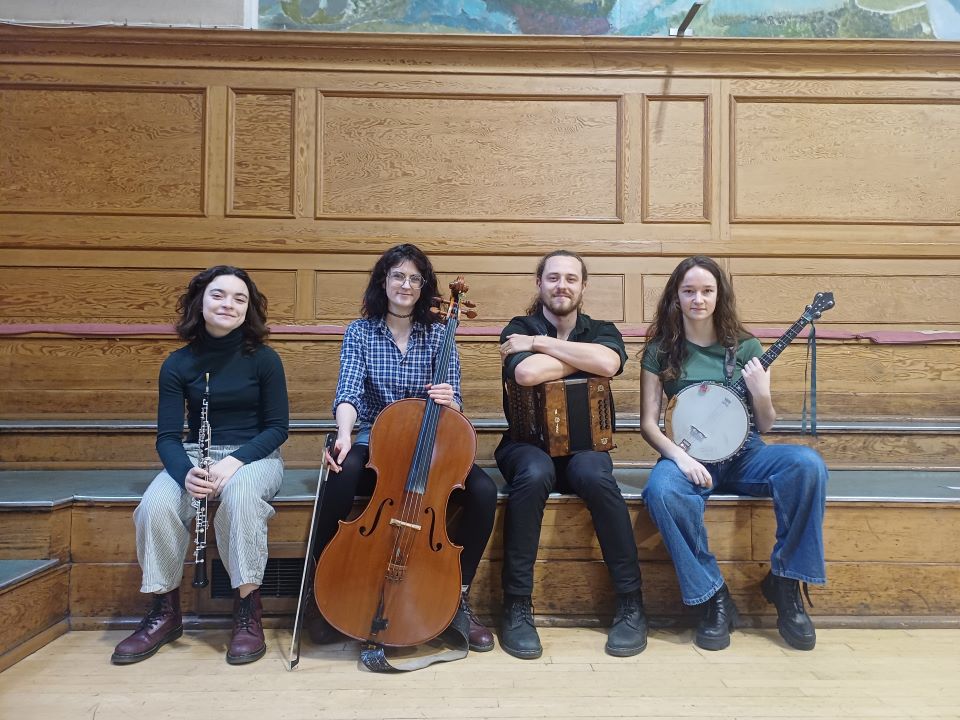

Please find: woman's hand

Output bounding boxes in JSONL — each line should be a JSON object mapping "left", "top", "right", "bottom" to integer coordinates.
{"left": 327, "top": 432, "right": 352, "bottom": 473}
{"left": 206, "top": 455, "right": 244, "bottom": 495}
{"left": 675, "top": 453, "right": 713, "bottom": 489}
{"left": 184, "top": 466, "right": 215, "bottom": 500}
{"left": 741, "top": 357, "right": 771, "bottom": 397}
{"left": 426, "top": 383, "right": 457, "bottom": 407}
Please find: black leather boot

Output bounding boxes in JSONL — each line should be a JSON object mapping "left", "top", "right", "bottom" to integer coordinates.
{"left": 111, "top": 588, "right": 183, "bottom": 665}
{"left": 761, "top": 571, "right": 816, "bottom": 650}
{"left": 605, "top": 590, "right": 648, "bottom": 657}
{"left": 500, "top": 594, "right": 542, "bottom": 660}
{"left": 695, "top": 584, "right": 738, "bottom": 651}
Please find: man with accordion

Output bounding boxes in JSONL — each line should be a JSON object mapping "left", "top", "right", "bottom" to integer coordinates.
{"left": 496, "top": 250, "right": 646, "bottom": 660}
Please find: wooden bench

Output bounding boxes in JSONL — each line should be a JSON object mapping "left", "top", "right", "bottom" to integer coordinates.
{"left": 2, "top": 462, "right": 959, "bottom": 647}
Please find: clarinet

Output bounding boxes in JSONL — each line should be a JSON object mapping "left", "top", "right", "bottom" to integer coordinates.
{"left": 191, "top": 372, "right": 212, "bottom": 589}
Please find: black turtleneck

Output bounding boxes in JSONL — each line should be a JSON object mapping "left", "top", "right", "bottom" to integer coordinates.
{"left": 155, "top": 327, "right": 289, "bottom": 487}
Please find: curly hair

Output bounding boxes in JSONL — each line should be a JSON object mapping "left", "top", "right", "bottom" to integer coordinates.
{"left": 175, "top": 266, "right": 269, "bottom": 354}
{"left": 645, "top": 256, "right": 751, "bottom": 382}
{"left": 361, "top": 244, "right": 442, "bottom": 325}
{"left": 524, "top": 249, "right": 589, "bottom": 316}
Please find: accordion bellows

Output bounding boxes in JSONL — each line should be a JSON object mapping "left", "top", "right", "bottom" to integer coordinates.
{"left": 505, "top": 376, "right": 615, "bottom": 457}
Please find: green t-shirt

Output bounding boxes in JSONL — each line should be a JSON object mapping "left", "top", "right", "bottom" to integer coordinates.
{"left": 641, "top": 336, "right": 763, "bottom": 399}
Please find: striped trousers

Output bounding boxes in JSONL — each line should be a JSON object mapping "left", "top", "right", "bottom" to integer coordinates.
{"left": 134, "top": 444, "right": 284, "bottom": 594}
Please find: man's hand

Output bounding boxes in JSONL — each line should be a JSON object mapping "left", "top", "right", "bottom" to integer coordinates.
{"left": 499, "top": 333, "right": 536, "bottom": 363}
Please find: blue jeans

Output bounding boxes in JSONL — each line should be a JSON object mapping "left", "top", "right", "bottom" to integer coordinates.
{"left": 642, "top": 433, "right": 827, "bottom": 605}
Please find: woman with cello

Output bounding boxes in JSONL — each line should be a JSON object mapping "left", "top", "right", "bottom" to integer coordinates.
{"left": 308, "top": 243, "right": 497, "bottom": 654}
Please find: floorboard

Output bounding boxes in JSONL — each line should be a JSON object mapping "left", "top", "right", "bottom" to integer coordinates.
{"left": 1, "top": 627, "right": 958, "bottom": 719}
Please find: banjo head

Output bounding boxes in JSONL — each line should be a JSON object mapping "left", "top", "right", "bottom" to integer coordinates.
{"left": 666, "top": 383, "right": 750, "bottom": 463}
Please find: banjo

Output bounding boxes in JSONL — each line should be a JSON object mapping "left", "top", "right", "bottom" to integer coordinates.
{"left": 663, "top": 291, "right": 835, "bottom": 463}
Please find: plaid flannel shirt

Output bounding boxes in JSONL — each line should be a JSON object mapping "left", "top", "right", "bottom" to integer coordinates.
{"left": 333, "top": 316, "right": 462, "bottom": 435}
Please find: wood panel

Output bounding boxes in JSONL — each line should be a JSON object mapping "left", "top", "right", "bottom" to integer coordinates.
{"left": 70, "top": 563, "right": 199, "bottom": 618}
{"left": 0, "top": 87, "right": 205, "bottom": 215}
{"left": 318, "top": 94, "right": 620, "bottom": 221}
{"left": 0, "top": 268, "right": 298, "bottom": 324}
{"left": 3, "top": 337, "right": 959, "bottom": 421}
{"left": 315, "top": 271, "right": 627, "bottom": 324}
{"left": 732, "top": 99, "right": 960, "bottom": 224}
{"left": 753, "top": 504, "right": 960, "bottom": 564}
{"left": 0, "top": 507, "right": 70, "bottom": 562}
{"left": 642, "top": 272, "right": 960, "bottom": 327}
{"left": 0, "top": 566, "right": 69, "bottom": 654}
{"left": 228, "top": 90, "right": 295, "bottom": 217}
{"left": 642, "top": 97, "right": 709, "bottom": 222}
{"left": 64, "top": 501, "right": 960, "bottom": 619}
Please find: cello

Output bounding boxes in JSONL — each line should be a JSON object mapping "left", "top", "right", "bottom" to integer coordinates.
{"left": 313, "top": 277, "right": 477, "bottom": 648}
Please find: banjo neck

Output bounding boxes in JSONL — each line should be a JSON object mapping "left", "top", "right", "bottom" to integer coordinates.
{"left": 728, "top": 314, "right": 816, "bottom": 398}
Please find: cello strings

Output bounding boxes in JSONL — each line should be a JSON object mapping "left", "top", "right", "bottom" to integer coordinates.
{"left": 390, "top": 301, "right": 460, "bottom": 581}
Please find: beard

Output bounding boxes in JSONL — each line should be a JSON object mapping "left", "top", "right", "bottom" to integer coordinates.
{"left": 542, "top": 290, "right": 581, "bottom": 318}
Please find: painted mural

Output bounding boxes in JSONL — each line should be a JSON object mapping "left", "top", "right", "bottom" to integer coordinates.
{"left": 259, "top": 1, "right": 960, "bottom": 39}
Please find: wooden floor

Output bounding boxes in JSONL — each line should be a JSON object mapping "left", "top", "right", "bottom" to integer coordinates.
{"left": 1, "top": 628, "right": 958, "bottom": 719}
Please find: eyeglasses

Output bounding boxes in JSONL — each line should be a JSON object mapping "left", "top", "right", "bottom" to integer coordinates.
{"left": 387, "top": 270, "right": 425, "bottom": 289}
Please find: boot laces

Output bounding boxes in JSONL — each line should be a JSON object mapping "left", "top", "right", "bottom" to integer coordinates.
{"left": 138, "top": 595, "right": 170, "bottom": 631}
{"left": 781, "top": 577, "right": 814, "bottom": 612}
{"left": 235, "top": 595, "right": 255, "bottom": 632}
{"left": 508, "top": 596, "right": 534, "bottom": 626}
{"left": 614, "top": 593, "right": 641, "bottom": 625}
{"left": 460, "top": 592, "right": 483, "bottom": 625}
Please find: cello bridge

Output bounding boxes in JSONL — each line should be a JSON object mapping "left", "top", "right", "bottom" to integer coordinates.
{"left": 389, "top": 518, "right": 422, "bottom": 531}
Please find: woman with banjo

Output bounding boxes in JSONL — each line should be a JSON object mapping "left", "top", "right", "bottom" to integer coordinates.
{"left": 639, "top": 256, "right": 829, "bottom": 652}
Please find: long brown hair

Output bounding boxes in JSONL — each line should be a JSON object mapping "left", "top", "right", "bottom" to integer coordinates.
{"left": 524, "top": 249, "right": 589, "bottom": 316}
{"left": 645, "top": 256, "right": 751, "bottom": 381}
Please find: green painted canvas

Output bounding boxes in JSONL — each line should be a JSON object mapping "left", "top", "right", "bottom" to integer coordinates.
{"left": 259, "top": 1, "right": 960, "bottom": 39}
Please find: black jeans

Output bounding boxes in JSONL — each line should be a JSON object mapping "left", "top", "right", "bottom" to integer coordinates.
{"left": 496, "top": 437, "right": 642, "bottom": 597}
{"left": 313, "top": 444, "right": 497, "bottom": 586}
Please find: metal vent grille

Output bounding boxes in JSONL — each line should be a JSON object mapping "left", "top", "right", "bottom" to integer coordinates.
{"left": 210, "top": 557, "right": 305, "bottom": 599}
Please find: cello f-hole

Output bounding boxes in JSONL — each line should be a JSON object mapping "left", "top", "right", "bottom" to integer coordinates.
{"left": 359, "top": 498, "right": 394, "bottom": 536}
{"left": 424, "top": 507, "right": 443, "bottom": 552}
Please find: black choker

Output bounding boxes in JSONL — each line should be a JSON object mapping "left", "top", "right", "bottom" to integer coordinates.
{"left": 388, "top": 310, "right": 413, "bottom": 319}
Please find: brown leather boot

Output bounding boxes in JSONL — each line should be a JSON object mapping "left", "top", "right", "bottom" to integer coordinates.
{"left": 461, "top": 590, "right": 494, "bottom": 652}
{"left": 227, "top": 588, "right": 266, "bottom": 665}
{"left": 111, "top": 588, "right": 183, "bottom": 665}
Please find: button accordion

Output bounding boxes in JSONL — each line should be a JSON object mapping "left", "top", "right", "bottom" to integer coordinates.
{"left": 505, "top": 376, "right": 615, "bottom": 457}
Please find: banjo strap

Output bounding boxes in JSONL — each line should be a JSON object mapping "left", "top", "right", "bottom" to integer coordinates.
{"left": 723, "top": 345, "right": 736, "bottom": 385}
{"left": 801, "top": 322, "right": 818, "bottom": 436}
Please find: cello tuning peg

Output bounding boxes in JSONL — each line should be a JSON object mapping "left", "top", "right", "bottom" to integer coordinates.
{"left": 431, "top": 296, "right": 443, "bottom": 306}
{"left": 429, "top": 306, "right": 441, "bottom": 315}
{"left": 462, "top": 300, "right": 476, "bottom": 308}
{"left": 463, "top": 310, "right": 478, "bottom": 319}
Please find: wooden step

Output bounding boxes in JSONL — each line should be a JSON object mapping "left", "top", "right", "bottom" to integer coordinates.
{"left": 3, "top": 468, "right": 959, "bottom": 628}
{"left": 0, "top": 559, "right": 69, "bottom": 672}
{"left": 3, "top": 419, "right": 960, "bottom": 470}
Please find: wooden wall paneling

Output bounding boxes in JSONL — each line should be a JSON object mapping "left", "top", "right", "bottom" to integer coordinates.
{"left": 731, "top": 98, "right": 960, "bottom": 225}
{"left": 0, "top": 507, "right": 70, "bottom": 561}
{"left": 3, "top": 336, "right": 960, "bottom": 421}
{"left": 204, "top": 85, "right": 228, "bottom": 219}
{"left": 71, "top": 504, "right": 143, "bottom": 564}
{"left": 642, "top": 95, "right": 710, "bottom": 223}
{"left": 0, "top": 86, "right": 205, "bottom": 216}
{"left": 317, "top": 93, "right": 621, "bottom": 222}
{"left": 313, "top": 270, "right": 627, "bottom": 324}
{"left": 752, "top": 504, "right": 960, "bottom": 565}
{"left": 0, "top": 267, "right": 298, "bottom": 324}
{"left": 227, "top": 89, "right": 295, "bottom": 217}
{"left": 0, "top": 566, "right": 69, "bottom": 652}
{"left": 294, "top": 88, "right": 317, "bottom": 220}
{"left": 70, "top": 563, "right": 197, "bottom": 619}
